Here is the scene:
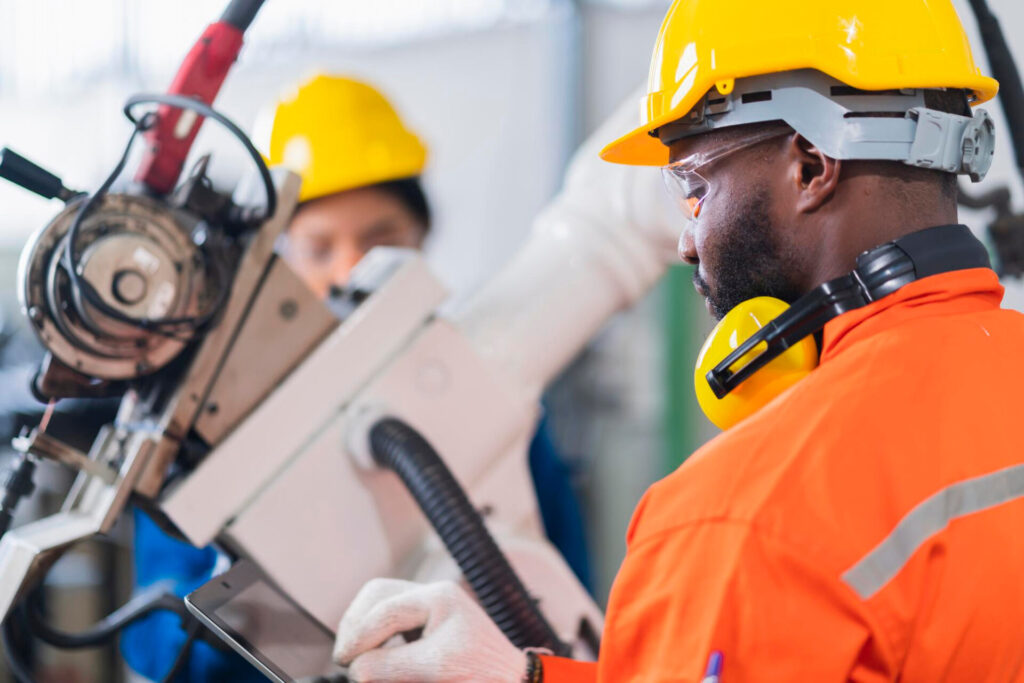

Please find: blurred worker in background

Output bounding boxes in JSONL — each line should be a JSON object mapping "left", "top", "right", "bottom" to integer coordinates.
{"left": 270, "top": 75, "right": 432, "bottom": 299}
{"left": 329, "top": 1, "right": 1024, "bottom": 681}
{"left": 121, "top": 74, "right": 591, "bottom": 682}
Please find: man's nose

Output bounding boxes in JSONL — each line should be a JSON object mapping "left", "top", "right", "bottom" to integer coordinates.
{"left": 330, "top": 249, "right": 366, "bottom": 289}
{"left": 677, "top": 223, "right": 698, "bottom": 265}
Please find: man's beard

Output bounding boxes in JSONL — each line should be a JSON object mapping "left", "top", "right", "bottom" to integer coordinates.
{"left": 694, "top": 188, "right": 805, "bottom": 320}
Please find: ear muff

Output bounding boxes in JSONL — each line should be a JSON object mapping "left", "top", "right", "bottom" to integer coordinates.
{"left": 692, "top": 226, "right": 991, "bottom": 430}
{"left": 694, "top": 297, "right": 818, "bottom": 430}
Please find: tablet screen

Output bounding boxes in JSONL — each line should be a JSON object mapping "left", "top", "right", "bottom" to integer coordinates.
{"left": 214, "top": 579, "right": 336, "bottom": 679}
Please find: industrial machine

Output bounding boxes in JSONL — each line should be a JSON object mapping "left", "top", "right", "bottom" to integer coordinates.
{"left": 0, "top": 0, "right": 678, "bottom": 678}
{"left": 2, "top": 0, "right": 1022, "bottom": 679}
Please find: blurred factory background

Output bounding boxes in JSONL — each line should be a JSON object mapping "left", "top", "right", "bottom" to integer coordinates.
{"left": 0, "top": 0, "right": 1022, "bottom": 680}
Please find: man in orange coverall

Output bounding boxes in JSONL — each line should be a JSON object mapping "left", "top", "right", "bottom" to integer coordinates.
{"left": 329, "top": 1, "right": 1024, "bottom": 680}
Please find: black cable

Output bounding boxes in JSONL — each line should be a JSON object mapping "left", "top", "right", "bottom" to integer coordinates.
{"left": 123, "top": 93, "right": 276, "bottom": 220}
{"left": 61, "top": 92, "right": 276, "bottom": 339}
{"left": 967, "top": 0, "right": 1024, "bottom": 179}
{"left": 26, "top": 586, "right": 187, "bottom": 649}
{"left": 0, "top": 452, "right": 37, "bottom": 541}
{"left": 958, "top": 185, "right": 1012, "bottom": 212}
{"left": 220, "top": 0, "right": 266, "bottom": 31}
{"left": 60, "top": 114, "right": 220, "bottom": 340}
{"left": 2, "top": 614, "right": 35, "bottom": 683}
{"left": 368, "top": 417, "right": 569, "bottom": 656}
{"left": 62, "top": 117, "right": 150, "bottom": 316}
{"left": 160, "top": 618, "right": 201, "bottom": 683}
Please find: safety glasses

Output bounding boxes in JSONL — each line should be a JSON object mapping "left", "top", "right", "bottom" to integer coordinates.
{"left": 661, "top": 126, "right": 791, "bottom": 221}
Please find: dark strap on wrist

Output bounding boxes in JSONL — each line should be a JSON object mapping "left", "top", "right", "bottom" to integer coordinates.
{"left": 524, "top": 651, "right": 544, "bottom": 683}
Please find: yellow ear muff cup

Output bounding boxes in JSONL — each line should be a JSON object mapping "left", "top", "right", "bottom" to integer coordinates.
{"left": 694, "top": 296, "right": 819, "bottom": 430}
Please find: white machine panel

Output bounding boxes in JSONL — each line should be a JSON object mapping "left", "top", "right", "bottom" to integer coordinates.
{"left": 163, "top": 254, "right": 447, "bottom": 546}
{"left": 222, "top": 316, "right": 538, "bottom": 630}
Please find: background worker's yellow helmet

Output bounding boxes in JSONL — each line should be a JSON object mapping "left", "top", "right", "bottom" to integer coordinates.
{"left": 601, "top": 0, "right": 999, "bottom": 165}
{"left": 265, "top": 74, "right": 428, "bottom": 202}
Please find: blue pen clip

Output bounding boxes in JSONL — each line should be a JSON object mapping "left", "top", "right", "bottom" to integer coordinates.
{"left": 701, "top": 650, "right": 723, "bottom": 683}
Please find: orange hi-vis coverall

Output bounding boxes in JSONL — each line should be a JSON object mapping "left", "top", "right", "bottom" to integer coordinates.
{"left": 542, "top": 267, "right": 1024, "bottom": 682}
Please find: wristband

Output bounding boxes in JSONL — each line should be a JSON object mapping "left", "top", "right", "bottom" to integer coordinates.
{"left": 522, "top": 650, "right": 547, "bottom": 683}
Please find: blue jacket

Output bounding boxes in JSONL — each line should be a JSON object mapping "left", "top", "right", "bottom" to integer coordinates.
{"left": 121, "top": 416, "right": 590, "bottom": 681}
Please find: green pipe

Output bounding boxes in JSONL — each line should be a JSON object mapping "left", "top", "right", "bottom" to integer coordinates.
{"left": 662, "top": 264, "right": 704, "bottom": 474}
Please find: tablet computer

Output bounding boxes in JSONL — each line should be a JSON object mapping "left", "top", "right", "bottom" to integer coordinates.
{"left": 185, "top": 560, "right": 346, "bottom": 683}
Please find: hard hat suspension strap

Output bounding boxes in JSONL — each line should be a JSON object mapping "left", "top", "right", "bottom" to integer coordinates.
{"left": 655, "top": 70, "right": 995, "bottom": 182}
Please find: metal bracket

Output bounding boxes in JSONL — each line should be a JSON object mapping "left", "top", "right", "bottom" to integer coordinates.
{"left": 12, "top": 430, "right": 117, "bottom": 485}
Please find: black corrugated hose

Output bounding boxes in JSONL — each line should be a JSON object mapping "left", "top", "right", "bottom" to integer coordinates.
{"left": 967, "top": 0, "right": 1024, "bottom": 178}
{"left": 368, "top": 417, "right": 569, "bottom": 656}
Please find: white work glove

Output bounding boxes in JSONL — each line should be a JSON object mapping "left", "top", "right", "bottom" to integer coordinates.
{"left": 333, "top": 578, "right": 528, "bottom": 682}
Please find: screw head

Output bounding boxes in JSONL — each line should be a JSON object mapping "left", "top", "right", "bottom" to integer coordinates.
{"left": 279, "top": 299, "right": 298, "bottom": 320}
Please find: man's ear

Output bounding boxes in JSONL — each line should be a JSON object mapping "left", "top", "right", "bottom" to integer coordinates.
{"left": 787, "top": 134, "right": 841, "bottom": 213}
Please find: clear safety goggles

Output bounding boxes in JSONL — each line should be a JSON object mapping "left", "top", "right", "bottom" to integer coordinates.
{"left": 661, "top": 126, "right": 791, "bottom": 220}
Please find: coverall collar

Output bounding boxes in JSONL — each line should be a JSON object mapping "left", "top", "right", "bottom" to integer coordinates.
{"left": 820, "top": 266, "right": 1004, "bottom": 364}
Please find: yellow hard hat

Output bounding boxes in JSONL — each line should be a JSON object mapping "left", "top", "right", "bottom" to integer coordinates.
{"left": 265, "top": 74, "right": 428, "bottom": 202}
{"left": 602, "top": 0, "right": 999, "bottom": 165}
{"left": 694, "top": 297, "right": 818, "bottom": 431}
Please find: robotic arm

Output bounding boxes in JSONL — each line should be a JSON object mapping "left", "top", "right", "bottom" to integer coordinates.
{"left": 156, "top": 94, "right": 679, "bottom": 654}
{"left": 0, "top": 0, "right": 679, "bottom": 669}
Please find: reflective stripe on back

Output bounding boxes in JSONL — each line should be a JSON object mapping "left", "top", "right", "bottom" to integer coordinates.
{"left": 842, "top": 463, "right": 1024, "bottom": 600}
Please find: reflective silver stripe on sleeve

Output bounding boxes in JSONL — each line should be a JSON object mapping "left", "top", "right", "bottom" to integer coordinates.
{"left": 841, "top": 463, "right": 1024, "bottom": 600}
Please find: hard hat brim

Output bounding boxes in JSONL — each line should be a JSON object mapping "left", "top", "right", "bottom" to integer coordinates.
{"left": 599, "top": 109, "right": 679, "bottom": 167}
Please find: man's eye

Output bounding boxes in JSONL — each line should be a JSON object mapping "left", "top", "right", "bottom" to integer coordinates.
{"left": 309, "top": 244, "right": 329, "bottom": 264}
{"left": 297, "top": 240, "right": 332, "bottom": 263}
